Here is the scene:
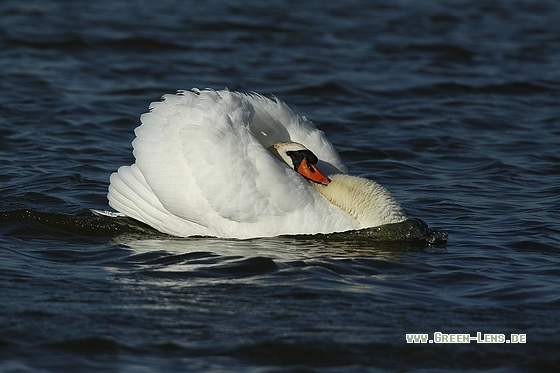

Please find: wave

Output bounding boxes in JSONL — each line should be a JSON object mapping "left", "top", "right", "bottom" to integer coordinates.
{"left": 379, "top": 80, "right": 555, "bottom": 98}
{"left": 0, "top": 209, "right": 156, "bottom": 238}
{"left": 0, "top": 209, "right": 447, "bottom": 249}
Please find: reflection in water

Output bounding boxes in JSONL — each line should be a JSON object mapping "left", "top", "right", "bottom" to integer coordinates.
{"left": 114, "top": 219, "right": 447, "bottom": 263}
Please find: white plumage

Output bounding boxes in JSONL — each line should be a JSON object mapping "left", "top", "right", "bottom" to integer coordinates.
{"left": 107, "top": 88, "right": 407, "bottom": 238}
{"left": 311, "top": 174, "right": 407, "bottom": 228}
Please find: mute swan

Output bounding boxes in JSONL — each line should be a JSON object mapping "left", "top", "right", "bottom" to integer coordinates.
{"left": 107, "top": 88, "right": 407, "bottom": 238}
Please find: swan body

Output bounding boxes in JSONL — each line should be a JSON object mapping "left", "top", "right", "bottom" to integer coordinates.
{"left": 108, "top": 88, "right": 407, "bottom": 238}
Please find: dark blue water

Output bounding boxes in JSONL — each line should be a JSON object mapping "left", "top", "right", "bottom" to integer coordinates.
{"left": 1, "top": 0, "right": 560, "bottom": 372}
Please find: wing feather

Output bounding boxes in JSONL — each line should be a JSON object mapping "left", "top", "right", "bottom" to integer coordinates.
{"left": 108, "top": 88, "right": 357, "bottom": 238}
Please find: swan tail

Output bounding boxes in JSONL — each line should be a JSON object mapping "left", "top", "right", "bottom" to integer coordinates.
{"left": 108, "top": 164, "right": 171, "bottom": 229}
{"left": 90, "top": 209, "right": 127, "bottom": 218}
{"left": 108, "top": 164, "right": 211, "bottom": 237}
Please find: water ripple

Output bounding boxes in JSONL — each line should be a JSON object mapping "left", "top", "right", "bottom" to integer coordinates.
{"left": 1, "top": 0, "right": 559, "bottom": 371}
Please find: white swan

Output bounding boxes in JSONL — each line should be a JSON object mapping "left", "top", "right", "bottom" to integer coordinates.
{"left": 107, "top": 88, "right": 407, "bottom": 238}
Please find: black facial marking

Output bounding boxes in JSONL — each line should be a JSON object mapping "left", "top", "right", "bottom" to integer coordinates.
{"left": 286, "top": 150, "right": 318, "bottom": 170}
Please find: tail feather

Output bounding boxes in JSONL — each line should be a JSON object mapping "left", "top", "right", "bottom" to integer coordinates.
{"left": 108, "top": 164, "right": 209, "bottom": 237}
{"left": 108, "top": 164, "right": 170, "bottom": 228}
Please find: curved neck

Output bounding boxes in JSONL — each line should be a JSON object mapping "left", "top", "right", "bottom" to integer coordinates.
{"left": 312, "top": 174, "right": 407, "bottom": 228}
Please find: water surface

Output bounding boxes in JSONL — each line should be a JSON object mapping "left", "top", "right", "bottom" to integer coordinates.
{"left": 1, "top": 0, "right": 559, "bottom": 372}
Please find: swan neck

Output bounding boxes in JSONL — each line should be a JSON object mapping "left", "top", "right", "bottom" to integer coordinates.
{"left": 311, "top": 174, "right": 407, "bottom": 228}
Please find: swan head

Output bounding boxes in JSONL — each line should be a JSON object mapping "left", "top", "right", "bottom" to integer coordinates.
{"left": 270, "top": 142, "right": 407, "bottom": 228}
{"left": 270, "top": 142, "right": 331, "bottom": 186}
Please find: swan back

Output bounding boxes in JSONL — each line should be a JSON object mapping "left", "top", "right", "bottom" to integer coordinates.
{"left": 244, "top": 92, "right": 348, "bottom": 176}
{"left": 313, "top": 174, "right": 407, "bottom": 228}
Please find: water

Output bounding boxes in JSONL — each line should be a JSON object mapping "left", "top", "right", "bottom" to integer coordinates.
{"left": 1, "top": 0, "right": 559, "bottom": 371}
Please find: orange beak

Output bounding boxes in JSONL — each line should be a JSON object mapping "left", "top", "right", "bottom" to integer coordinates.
{"left": 296, "top": 157, "right": 331, "bottom": 185}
